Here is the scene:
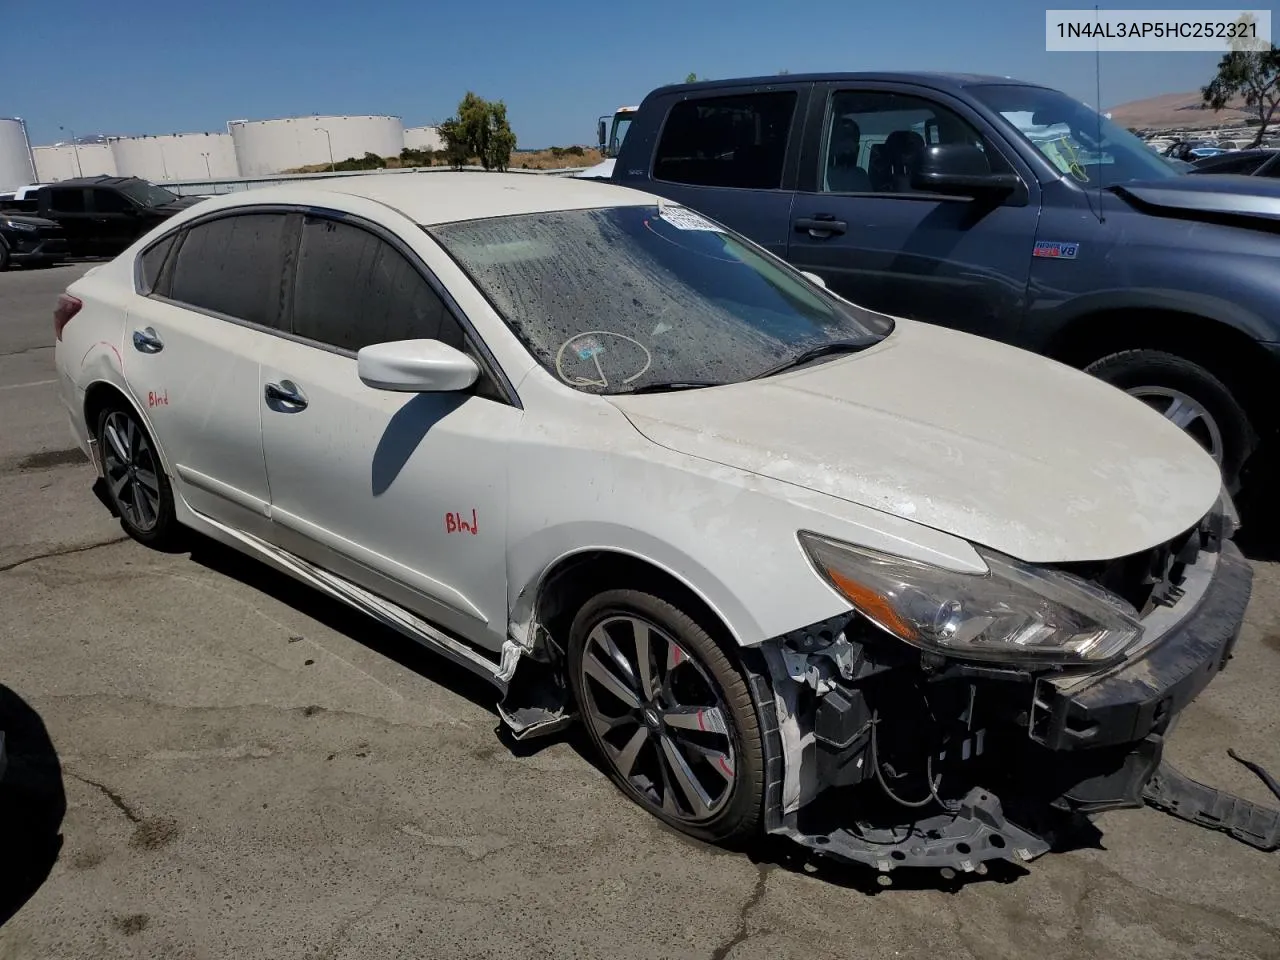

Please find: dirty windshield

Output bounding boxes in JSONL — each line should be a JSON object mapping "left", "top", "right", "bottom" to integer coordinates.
{"left": 428, "top": 205, "right": 892, "bottom": 394}
{"left": 971, "top": 84, "right": 1177, "bottom": 187}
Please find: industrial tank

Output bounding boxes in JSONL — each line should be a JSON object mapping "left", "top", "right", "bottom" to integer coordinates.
{"left": 32, "top": 142, "right": 118, "bottom": 182}
{"left": 0, "top": 118, "right": 37, "bottom": 192}
{"left": 404, "top": 125, "right": 443, "bottom": 152}
{"left": 110, "top": 132, "right": 239, "bottom": 181}
{"left": 228, "top": 115, "right": 404, "bottom": 176}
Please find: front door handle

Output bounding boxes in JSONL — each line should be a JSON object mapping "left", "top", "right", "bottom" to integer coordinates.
{"left": 265, "top": 380, "right": 308, "bottom": 411}
{"left": 794, "top": 216, "right": 848, "bottom": 237}
{"left": 131, "top": 327, "right": 164, "bottom": 353}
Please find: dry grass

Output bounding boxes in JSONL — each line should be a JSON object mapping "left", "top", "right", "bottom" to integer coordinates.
{"left": 283, "top": 146, "right": 603, "bottom": 175}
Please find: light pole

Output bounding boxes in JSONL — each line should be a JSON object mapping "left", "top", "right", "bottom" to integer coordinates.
{"left": 59, "top": 125, "right": 83, "bottom": 178}
{"left": 200, "top": 152, "right": 211, "bottom": 178}
{"left": 314, "top": 127, "right": 334, "bottom": 171}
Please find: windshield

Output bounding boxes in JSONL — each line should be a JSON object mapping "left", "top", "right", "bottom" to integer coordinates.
{"left": 970, "top": 84, "right": 1177, "bottom": 187}
{"left": 119, "top": 180, "right": 179, "bottom": 207}
{"left": 428, "top": 205, "right": 892, "bottom": 394}
{"left": 607, "top": 115, "right": 633, "bottom": 157}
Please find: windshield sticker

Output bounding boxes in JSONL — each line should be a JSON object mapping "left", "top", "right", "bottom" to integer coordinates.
{"left": 1033, "top": 241, "right": 1079, "bottom": 260}
{"left": 657, "top": 205, "right": 721, "bottom": 232}
{"left": 574, "top": 337, "right": 604, "bottom": 360}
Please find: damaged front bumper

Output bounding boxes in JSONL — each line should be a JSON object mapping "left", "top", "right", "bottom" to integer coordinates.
{"left": 749, "top": 536, "right": 1257, "bottom": 877}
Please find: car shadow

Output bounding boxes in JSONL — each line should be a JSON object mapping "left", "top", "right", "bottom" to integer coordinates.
{"left": 0, "top": 685, "right": 65, "bottom": 927}
{"left": 370, "top": 393, "right": 467, "bottom": 497}
{"left": 185, "top": 535, "right": 501, "bottom": 715}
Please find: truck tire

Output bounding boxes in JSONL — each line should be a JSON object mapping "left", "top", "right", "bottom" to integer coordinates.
{"left": 1085, "top": 349, "right": 1252, "bottom": 491}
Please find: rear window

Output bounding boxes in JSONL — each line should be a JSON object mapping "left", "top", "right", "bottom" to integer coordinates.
{"left": 653, "top": 91, "right": 797, "bottom": 189}
{"left": 167, "top": 213, "right": 292, "bottom": 328}
{"left": 48, "top": 189, "right": 85, "bottom": 213}
{"left": 138, "top": 233, "right": 178, "bottom": 295}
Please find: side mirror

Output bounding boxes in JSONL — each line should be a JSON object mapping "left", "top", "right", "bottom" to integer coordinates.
{"left": 597, "top": 118, "right": 608, "bottom": 153}
{"left": 911, "top": 144, "right": 1021, "bottom": 197}
{"left": 801, "top": 270, "right": 827, "bottom": 289}
{"left": 357, "top": 339, "right": 479, "bottom": 393}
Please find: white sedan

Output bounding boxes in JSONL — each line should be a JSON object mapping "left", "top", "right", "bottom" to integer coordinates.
{"left": 53, "top": 172, "right": 1251, "bottom": 877}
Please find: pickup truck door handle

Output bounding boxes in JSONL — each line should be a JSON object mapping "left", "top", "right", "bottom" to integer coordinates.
{"left": 264, "top": 380, "right": 308, "bottom": 411}
{"left": 131, "top": 327, "right": 164, "bottom": 353}
{"left": 794, "top": 216, "right": 848, "bottom": 237}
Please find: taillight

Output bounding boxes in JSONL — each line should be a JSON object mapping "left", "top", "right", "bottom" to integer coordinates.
{"left": 53, "top": 294, "right": 82, "bottom": 341}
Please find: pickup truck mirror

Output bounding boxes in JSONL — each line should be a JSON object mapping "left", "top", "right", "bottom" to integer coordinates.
{"left": 911, "top": 144, "right": 1021, "bottom": 197}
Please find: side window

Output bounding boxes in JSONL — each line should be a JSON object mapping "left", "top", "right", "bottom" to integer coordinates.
{"left": 653, "top": 91, "right": 797, "bottom": 189}
{"left": 92, "top": 189, "right": 134, "bottom": 214}
{"left": 48, "top": 189, "right": 86, "bottom": 213}
{"left": 821, "top": 91, "right": 1001, "bottom": 194}
{"left": 138, "top": 233, "right": 179, "bottom": 295}
{"left": 167, "top": 213, "right": 292, "bottom": 328}
{"left": 291, "top": 216, "right": 466, "bottom": 354}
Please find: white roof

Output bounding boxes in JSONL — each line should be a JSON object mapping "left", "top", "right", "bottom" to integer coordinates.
{"left": 255, "top": 171, "right": 655, "bottom": 225}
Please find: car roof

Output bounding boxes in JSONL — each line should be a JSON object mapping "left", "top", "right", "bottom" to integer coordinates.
{"left": 48, "top": 175, "right": 143, "bottom": 188}
{"left": 231, "top": 171, "right": 659, "bottom": 225}
{"left": 654, "top": 72, "right": 1048, "bottom": 95}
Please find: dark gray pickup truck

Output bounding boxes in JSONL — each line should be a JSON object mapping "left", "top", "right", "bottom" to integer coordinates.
{"left": 607, "top": 73, "right": 1280, "bottom": 498}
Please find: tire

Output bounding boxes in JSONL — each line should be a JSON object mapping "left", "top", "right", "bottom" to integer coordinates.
{"left": 95, "top": 402, "right": 180, "bottom": 548}
{"left": 1085, "top": 349, "right": 1253, "bottom": 491}
{"left": 568, "top": 589, "right": 764, "bottom": 845}
{"left": 0, "top": 241, "right": 9, "bottom": 272}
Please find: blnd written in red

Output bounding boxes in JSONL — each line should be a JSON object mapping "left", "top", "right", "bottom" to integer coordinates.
{"left": 445, "top": 509, "right": 478, "bottom": 535}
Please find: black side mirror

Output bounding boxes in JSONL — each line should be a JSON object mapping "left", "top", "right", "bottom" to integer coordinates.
{"left": 911, "top": 144, "right": 1021, "bottom": 197}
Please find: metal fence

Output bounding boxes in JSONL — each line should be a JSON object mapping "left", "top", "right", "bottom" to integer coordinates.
{"left": 157, "top": 164, "right": 591, "bottom": 197}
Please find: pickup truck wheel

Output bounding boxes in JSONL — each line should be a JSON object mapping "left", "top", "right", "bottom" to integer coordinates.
{"left": 568, "top": 589, "right": 764, "bottom": 845}
{"left": 1086, "top": 349, "right": 1251, "bottom": 489}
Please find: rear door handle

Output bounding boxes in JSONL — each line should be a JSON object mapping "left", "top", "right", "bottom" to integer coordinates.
{"left": 265, "top": 380, "right": 308, "bottom": 411}
{"left": 793, "top": 216, "right": 848, "bottom": 237}
{"left": 131, "top": 327, "right": 164, "bottom": 353}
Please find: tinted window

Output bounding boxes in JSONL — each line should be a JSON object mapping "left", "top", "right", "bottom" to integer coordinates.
{"left": 291, "top": 216, "right": 464, "bottom": 353}
{"left": 138, "top": 233, "right": 178, "bottom": 295}
{"left": 168, "top": 213, "right": 292, "bottom": 327}
{"left": 822, "top": 91, "right": 1003, "bottom": 194}
{"left": 48, "top": 189, "right": 85, "bottom": 213}
{"left": 430, "top": 206, "right": 891, "bottom": 395}
{"left": 93, "top": 189, "right": 135, "bottom": 213}
{"left": 653, "top": 91, "right": 796, "bottom": 189}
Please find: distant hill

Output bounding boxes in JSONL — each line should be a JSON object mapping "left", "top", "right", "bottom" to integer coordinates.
{"left": 1108, "top": 90, "right": 1260, "bottom": 131}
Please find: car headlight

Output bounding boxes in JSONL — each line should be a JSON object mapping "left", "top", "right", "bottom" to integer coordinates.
{"left": 798, "top": 531, "right": 1143, "bottom": 665}
{"left": 2, "top": 220, "right": 38, "bottom": 232}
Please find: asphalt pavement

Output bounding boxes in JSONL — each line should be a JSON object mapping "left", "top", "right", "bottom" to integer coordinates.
{"left": 1, "top": 263, "right": 1277, "bottom": 960}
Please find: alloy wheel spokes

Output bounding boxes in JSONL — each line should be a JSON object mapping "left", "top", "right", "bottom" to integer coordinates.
{"left": 580, "top": 614, "right": 736, "bottom": 822}
{"left": 102, "top": 412, "right": 160, "bottom": 532}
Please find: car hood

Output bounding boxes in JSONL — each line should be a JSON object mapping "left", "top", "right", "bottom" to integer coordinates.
{"left": 2, "top": 213, "right": 59, "bottom": 228}
{"left": 1112, "top": 175, "right": 1280, "bottom": 224}
{"left": 608, "top": 319, "right": 1222, "bottom": 564}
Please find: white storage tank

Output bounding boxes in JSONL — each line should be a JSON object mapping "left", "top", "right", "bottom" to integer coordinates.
{"left": 32, "top": 142, "right": 118, "bottom": 182}
{"left": 229, "top": 115, "right": 404, "bottom": 176}
{"left": 404, "top": 125, "right": 443, "bottom": 152}
{"left": 0, "top": 118, "right": 37, "bottom": 192}
{"left": 110, "top": 132, "right": 239, "bottom": 181}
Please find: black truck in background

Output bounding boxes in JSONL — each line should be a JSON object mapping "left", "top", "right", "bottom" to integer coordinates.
{"left": 0, "top": 176, "right": 200, "bottom": 258}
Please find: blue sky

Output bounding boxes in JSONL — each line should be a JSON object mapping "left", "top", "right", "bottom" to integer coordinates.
{"left": 12, "top": 0, "right": 1222, "bottom": 148}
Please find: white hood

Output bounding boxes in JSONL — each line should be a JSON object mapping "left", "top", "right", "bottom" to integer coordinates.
{"left": 610, "top": 319, "right": 1223, "bottom": 563}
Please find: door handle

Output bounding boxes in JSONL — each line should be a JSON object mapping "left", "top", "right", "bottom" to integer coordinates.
{"left": 794, "top": 216, "right": 848, "bottom": 237}
{"left": 265, "top": 380, "right": 308, "bottom": 411}
{"left": 131, "top": 327, "right": 164, "bottom": 353}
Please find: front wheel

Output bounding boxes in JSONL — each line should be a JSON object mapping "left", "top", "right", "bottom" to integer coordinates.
{"left": 1085, "top": 349, "right": 1253, "bottom": 491}
{"left": 568, "top": 589, "right": 765, "bottom": 844}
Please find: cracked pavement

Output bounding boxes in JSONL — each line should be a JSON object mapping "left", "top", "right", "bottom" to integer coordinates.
{"left": 1, "top": 265, "right": 1278, "bottom": 959}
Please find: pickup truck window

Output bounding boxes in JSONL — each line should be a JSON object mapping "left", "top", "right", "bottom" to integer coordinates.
{"left": 822, "top": 91, "right": 995, "bottom": 194}
{"left": 969, "top": 84, "right": 1175, "bottom": 187}
{"left": 93, "top": 190, "right": 134, "bottom": 214}
{"left": 653, "top": 91, "right": 796, "bottom": 190}
{"left": 120, "top": 180, "right": 180, "bottom": 208}
{"left": 48, "top": 189, "right": 86, "bottom": 213}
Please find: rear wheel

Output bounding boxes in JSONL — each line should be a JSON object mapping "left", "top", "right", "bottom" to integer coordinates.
{"left": 568, "top": 589, "right": 764, "bottom": 844}
{"left": 96, "top": 403, "right": 180, "bottom": 548}
{"left": 1085, "top": 349, "right": 1252, "bottom": 491}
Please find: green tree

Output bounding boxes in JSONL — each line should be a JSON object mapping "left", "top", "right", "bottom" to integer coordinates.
{"left": 1202, "top": 41, "right": 1280, "bottom": 146}
{"left": 437, "top": 92, "right": 518, "bottom": 171}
